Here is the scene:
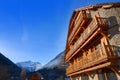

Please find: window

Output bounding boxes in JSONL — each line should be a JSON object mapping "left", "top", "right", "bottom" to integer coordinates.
{"left": 106, "top": 68, "right": 117, "bottom": 80}
{"left": 98, "top": 68, "right": 117, "bottom": 80}
{"left": 81, "top": 74, "right": 89, "bottom": 80}
{"left": 98, "top": 73, "right": 106, "bottom": 80}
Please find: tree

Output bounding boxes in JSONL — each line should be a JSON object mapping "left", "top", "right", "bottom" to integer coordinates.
{"left": 20, "top": 68, "right": 26, "bottom": 80}
{"left": 59, "top": 76, "right": 64, "bottom": 80}
{"left": 0, "top": 65, "right": 10, "bottom": 80}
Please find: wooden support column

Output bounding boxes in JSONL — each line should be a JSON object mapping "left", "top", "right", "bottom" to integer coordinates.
{"left": 108, "top": 65, "right": 120, "bottom": 76}
{"left": 96, "top": 71, "right": 100, "bottom": 80}
{"left": 104, "top": 72, "right": 108, "bottom": 80}
{"left": 101, "top": 38, "right": 109, "bottom": 57}
{"left": 99, "top": 31, "right": 110, "bottom": 40}
{"left": 86, "top": 72, "right": 94, "bottom": 78}
{"left": 82, "top": 49, "right": 87, "bottom": 57}
{"left": 70, "top": 76, "right": 72, "bottom": 80}
{"left": 87, "top": 48, "right": 92, "bottom": 62}
{"left": 83, "top": 51, "right": 87, "bottom": 67}
{"left": 81, "top": 26, "right": 85, "bottom": 30}
{"left": 103, "top": 34, "right": 114, "bottom": 57}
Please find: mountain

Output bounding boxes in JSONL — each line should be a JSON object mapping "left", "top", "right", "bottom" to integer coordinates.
{"left": 16, "top": 61, "right": 42, "bottom": 72}
{"left": 0, "top": 53, "right": 21, "bottom": 80}
{"left": 37, "top": 51, "right": 68, "bottom": 80}
{"left": 43, "top": 51, "right": 66, "bottom": 69}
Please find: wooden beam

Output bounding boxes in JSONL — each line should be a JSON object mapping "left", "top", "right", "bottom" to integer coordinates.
{"left": 108, "top": 65, "right": 120, "bottom": 76}
{"left": 67, "top": 62, "right": 111, "bottom": 76}
{"left": 104, "top": 72, "right": 108, "bottom": 80}
{"left": 81, "top": 26, "right": 85, "bottom": 30}
{"left": 66, "top": 28, "right": 101, "bottom": 62}
{"left": 102, "top": 4, "right": 113, "bottom": 9}
{"left": 99, "top": 31, "right": 110, "bottom": 40}
{"left": 86, "top": 72, "right": 94, "bottom": 78}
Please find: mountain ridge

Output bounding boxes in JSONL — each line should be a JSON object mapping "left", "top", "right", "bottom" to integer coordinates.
{"left": 16, "top": 60, "right": 42, "bottom": 72}
{"left": 0, "top": 52, "right": 21, "bottom": 80}
{"left": 37, "top": 51, "right": 67, "bottom": 80}
{"left": 43, "top": 51, "right": 65, "bottom": 69}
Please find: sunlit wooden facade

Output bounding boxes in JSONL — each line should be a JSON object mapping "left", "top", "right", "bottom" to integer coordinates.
{"left": 65, "top": 3, "right": 120, "bottom": 80}
{"left": 28, "top": 72, "right": 42, "bottom": 80}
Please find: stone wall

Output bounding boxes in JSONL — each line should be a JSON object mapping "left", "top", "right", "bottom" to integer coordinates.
{"left": 89, "top": 7, "right": 120, "bottom": 46}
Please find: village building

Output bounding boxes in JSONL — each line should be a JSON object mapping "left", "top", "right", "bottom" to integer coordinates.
{"left": 65, "top": 2, "right": 120, "bottom": 80}
{"left": 28, "top": 72, "right": 42, "bottom": 80}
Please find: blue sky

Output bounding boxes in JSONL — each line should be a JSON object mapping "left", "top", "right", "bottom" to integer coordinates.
{"left": 0, "top": 0, "right": 119, "bottom": 65}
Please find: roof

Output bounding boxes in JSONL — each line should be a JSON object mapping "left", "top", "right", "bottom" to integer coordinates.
{"left": 67, "top": 2, "right": 120, "bottom": 38}
{"left": 75, "top": 2, "right": 120, "bottom": 11}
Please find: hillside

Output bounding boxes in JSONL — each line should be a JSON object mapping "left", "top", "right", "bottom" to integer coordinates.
{"left": 0, "top": 53, "right": 21, "bottom": 80}
{"left": 37, "top": 51, "right": 68, "bottom": 80}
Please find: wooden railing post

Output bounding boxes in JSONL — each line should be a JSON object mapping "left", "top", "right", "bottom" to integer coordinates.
{"left": 101, "top": 38, "right": 109, "bottom": 57}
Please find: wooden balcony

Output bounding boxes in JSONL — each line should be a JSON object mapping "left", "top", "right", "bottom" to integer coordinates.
{"left": 65, "top": 16, "right": 107, "bottom": 61}
{"left": 66, "top": 45, "right": 120, "bottom": 75}
{"left": 68, "top": 10, "right": 89, "bottom": 43}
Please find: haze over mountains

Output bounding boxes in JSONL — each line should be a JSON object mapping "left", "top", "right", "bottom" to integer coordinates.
{"left": 16, "top": 61, "right": 42, "bottom": 72}
{"left": 0, "top": 51, "right": 67, "bottom": 80}
{"left": 16, "top": 51, "right": 66, "bottom": 71}
{"left": 43, "top": 51, "right": 66, "bottom": 69}
{"left": 17, "top": 51, "right": 68, "bottom": 80}
{"left": 37, "top": 51, "right": 67, "bottom": 80}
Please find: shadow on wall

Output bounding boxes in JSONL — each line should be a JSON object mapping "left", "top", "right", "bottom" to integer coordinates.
{"left": 106, "top": 16, "right": 120, "bottom": 37}
{"left": 105, "top": 16, "right": 120, "bottom": 45}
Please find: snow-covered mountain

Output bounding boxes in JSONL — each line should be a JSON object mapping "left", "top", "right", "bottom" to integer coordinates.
{"left": 43, "top": 51, "right": 66, "bottom": 69}
{"left": 16, "top": 61, "right": 42, "bottom": 72}
{"left": 37, "top": 51, "right": 67, "bottom": 80}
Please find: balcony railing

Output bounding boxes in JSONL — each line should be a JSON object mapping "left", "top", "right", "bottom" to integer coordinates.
{"left": 66, "top": 46, "right": 120, "bottom": 74}
{"left": 68, "top": 10, "right": 89, "bottom": 43}
{"left": 66, "top": 45, "right": 120, "bottom": 75}
{"left": 65, "top": 16, "right": 107, "bottom": 61}
{"left": 106, "top": 45, "right": 120, "bottom": 57}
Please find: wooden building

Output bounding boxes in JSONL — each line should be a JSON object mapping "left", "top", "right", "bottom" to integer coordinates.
{"left": 65, "top": 3, "right": 120, "bottom": 80}
{"left": 28, "top": 72, "right": 42, "bottom": 80}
